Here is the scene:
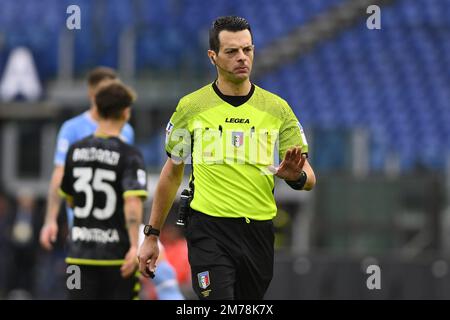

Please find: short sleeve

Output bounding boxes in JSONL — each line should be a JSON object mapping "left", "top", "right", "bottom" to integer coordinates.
{"left": 120, "top": 123, "right": 135, "bottom": 144}
{"left": 59, "top": 146, "right": 75, "bottom": 198}
{"left": 164, "top": 100, "right": 192, "bottom": 162}
{"left": 122, "top": 148, "right": 148, "bottom": 199}
{"left": 54, "top": 121, "right": 75, "bottom": 166}
{"left": 278, "top": 101, "right": 309, "bottom": 160}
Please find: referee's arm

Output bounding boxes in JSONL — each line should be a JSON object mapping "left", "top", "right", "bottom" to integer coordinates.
{"left": 138, "top": 158, "right": 185, "bottom": 277}
{"left": 274, "top": 147, "right": 316, "bottom": 191}
{"left": 300, "top": 158, "right": 316, "bottom": 191}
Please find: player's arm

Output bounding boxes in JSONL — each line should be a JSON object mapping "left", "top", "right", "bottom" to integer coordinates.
{"left": 40, "top": 122, "right": 74, "bottom": 250}
{"left": 39, "top": 165, "right": 64, "bottom": 250}
{"left": 124, "top": 196, "right": 142, "bottom": 248}
{"left": 138, "top": 158, "right": 185, "bottom": 277}
{"left": 121, "top": 148, "right": 150, "bottom": 277}
{"left": 121, "top": 195, "right": 143, "bottom": 278}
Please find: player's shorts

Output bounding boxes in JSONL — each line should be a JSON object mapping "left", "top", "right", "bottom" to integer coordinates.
{"left": 186, "top": 210, "right": 274, "bottom": 300}
{"left": 66, "top": 264, "right": 139, "bottom": 300}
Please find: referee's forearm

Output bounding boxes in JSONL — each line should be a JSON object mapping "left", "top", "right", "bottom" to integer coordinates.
{"left": 147, "top": 159, "right": 184, "bottom": 230}
{"left": 302, "top": 160, "right": 316, "bottom": 191}
{"left": 148, "top": 177, "right": 181, "bottom": 229}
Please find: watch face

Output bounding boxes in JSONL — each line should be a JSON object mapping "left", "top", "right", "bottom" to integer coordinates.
{"left": 143, "top": 225, "right": 159, "bottom": 236}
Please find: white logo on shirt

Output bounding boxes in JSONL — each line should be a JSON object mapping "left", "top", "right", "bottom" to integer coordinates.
{"left": 137, "top": 169, "right": 147, "bottom": 187}
{"left": 165, "top": 121, "right": 174, "bottom": 144}
{"left": 297, "top": 122, "right": 308, "bottom": 146}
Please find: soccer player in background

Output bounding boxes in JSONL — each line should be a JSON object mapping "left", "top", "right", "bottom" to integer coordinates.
{"left": 40, "top": 67, "right": 132, "bottom": 244}
{"left": 58, "top": 81, "right": 144, "bottom": 299}
{"left": 39, "top": 67, "right": 183, "bottom": 300}
{"left": 138, "top": 16, "right": 316, "bottom": 300}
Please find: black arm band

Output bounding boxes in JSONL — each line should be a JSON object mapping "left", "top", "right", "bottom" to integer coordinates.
{"left": 286, "top": 171, "right": 308, "bottom": 190}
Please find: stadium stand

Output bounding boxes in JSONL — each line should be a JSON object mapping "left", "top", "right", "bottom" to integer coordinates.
{"left": 259, "top": 0, "right": 450, "bottom": 171}
{"left": 0, "top": 0, "right": 448, "bottom": 172}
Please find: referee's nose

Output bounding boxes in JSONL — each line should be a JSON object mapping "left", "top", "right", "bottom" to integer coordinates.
{"left": 235, "top": 47, "right": 247, "bottom": 61}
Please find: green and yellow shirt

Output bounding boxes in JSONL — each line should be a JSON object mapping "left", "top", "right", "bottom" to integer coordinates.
{"left": 166, "top": 83, "right": 308, "bottom": 221}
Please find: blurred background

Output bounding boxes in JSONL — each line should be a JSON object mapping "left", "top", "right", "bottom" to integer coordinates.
{"left": 0, "top": 0, "right": 449, "bottom": 299}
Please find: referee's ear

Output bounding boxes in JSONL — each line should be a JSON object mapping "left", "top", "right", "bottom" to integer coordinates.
{"left": 208, "top": 50, "right": 216, "bottom": 66}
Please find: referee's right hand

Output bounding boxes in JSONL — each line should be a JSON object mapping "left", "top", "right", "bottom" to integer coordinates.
{"left": 138, "top": 236, "right": 159, "bottom": 278}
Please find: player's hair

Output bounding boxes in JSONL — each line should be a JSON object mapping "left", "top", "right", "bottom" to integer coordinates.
{"left": 209, "top": 16, "right": 252, "bottom": 53}
{"left": 95, "top": 82, "right": 136, "bottom": 120}
{"left": 87, "top": 67, "right": 118, "bottom": 88}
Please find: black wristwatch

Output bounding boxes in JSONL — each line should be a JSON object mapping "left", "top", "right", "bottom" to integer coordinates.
{"left": 286, "top": 170, "right": 308, "bottom": 190}
{"left": 143, "top": 225, "right": 160, "bottom": 237}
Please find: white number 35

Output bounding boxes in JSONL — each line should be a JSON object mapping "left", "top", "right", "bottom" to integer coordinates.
{"left": 73, "top": 167, "right": 116, "bottom": 220}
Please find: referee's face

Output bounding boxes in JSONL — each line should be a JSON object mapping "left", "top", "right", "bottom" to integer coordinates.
{"left": 215, "top": 29, "right": 254, "bottom": 83}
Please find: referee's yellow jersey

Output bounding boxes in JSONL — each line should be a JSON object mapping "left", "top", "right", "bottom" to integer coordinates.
{"left": 165, "top": 83, "right": 308, "bottom": 221}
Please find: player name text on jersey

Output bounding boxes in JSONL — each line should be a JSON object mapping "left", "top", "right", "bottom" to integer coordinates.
{"left": 72, "top": 147, "right": 120, "bottom": 166}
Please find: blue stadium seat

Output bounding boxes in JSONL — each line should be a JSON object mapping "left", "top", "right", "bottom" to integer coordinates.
{"left": 0, "top": 0, "right": 447, "bottom": 172}
{"left": 257, "top": 0, "right": 450, "bottom": 171}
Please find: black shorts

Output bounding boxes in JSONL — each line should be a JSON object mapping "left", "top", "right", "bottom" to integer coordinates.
{"left": 66, "top": 265, "right": 139, "bottom": 300}
{"left": 186, "top": 210, "right": 274, "bottom": 300}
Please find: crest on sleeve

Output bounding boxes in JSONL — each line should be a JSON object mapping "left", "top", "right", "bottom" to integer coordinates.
{"left": 297, "top": 122, "right": 308, "bottom": 145}
{"left": 165, "top": 121, "right": 174, "bottom": 144}
{"left": 137, "top": 169, "right": 147, "bottom": 187}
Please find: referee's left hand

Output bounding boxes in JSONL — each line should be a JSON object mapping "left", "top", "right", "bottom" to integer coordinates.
{"left": 269, "top": 147, "right": 307, "bottom": 181}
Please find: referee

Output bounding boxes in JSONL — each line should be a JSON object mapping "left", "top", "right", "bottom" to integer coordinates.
{"left": 139, "top": 16, "right": 316, "bottom": 300}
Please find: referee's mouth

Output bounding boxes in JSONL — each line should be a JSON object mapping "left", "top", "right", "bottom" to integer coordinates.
{"left": 235, "top": 66, "right": 249, "bottom": 73}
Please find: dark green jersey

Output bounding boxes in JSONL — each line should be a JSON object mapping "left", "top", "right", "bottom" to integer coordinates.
{"left": 166, "top": 83, "right": 308, "bottom": 220}
{"left": 60, "top": 135, "right": 148, "bottom": 265}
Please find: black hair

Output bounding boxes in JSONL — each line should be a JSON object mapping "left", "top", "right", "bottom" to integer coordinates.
{"left": 209, "top": 16, "right": 252, "bottom": 53}
{"left": 95, "top": 82, "right": 136, "bottom": 120}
